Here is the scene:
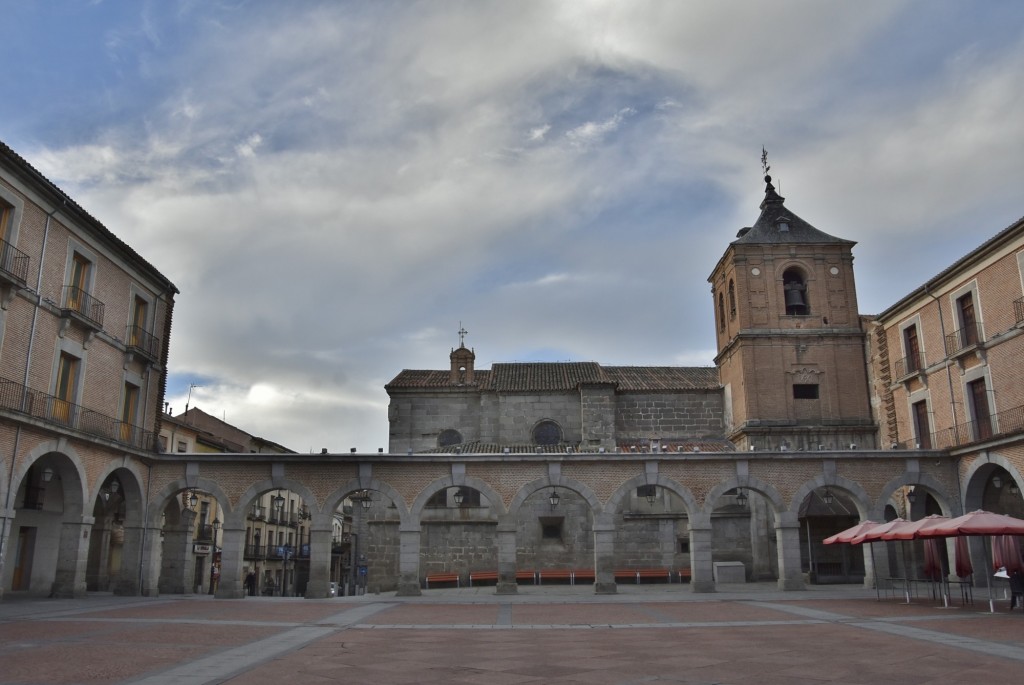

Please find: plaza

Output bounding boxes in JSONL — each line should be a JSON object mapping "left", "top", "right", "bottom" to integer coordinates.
{"left": 2, "top": 583, "right": 1024, "bottom": 684}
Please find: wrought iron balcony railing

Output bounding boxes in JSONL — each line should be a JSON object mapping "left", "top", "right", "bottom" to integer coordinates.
{"left": 244, "top": 544, "right": 266, "bottom": 559}
{"left": 126, "top": 325, "right": 160, "bottom": 361}
{"left": 944, "top": 321, "right": 983, "bottom": 357}
{"left": 61, "top": 285, "right": 105, "bottom": 329}
{"left": 0, "top": 238, "right": 29, "bottom": 286}
{"left": 194, "top": 524, "right": 215, "bottom": 543}
{"left": 0, "top": 376, "right": 157, "bottom": 450}
{"left": 893, "top": 353, "right": 925, "bottom": 379}
{"left": 1015, "top": 297, "right": 1024, "bottom": 326}
{"left": 899, "top": 403, "right": 1024, "bottom": 450}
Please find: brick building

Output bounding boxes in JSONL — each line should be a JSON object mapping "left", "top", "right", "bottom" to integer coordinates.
{"left": 0, "top": 140, "right": 177, "bottom": 599}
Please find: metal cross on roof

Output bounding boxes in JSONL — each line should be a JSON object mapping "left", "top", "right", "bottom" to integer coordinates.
{"left": 458, "top": 322, "right": 468, "bottom": 347}
{"left": 761, "top": 146, "right": 770, "bottom": 177}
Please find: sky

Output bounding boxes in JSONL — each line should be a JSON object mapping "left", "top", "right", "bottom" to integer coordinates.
{"left": 2, "top": 1, "right": 1023, "bottom": 454}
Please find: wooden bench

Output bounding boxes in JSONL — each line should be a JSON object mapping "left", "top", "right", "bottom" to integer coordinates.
{"left": 572, "top": 568, "right": 595, "bottom": 584}
{"left": 468, "top": 570, "right": 498, "bottom": 587}
{"left": 614, "top": 569, "right": 640, "bottom": 583}
{"left": 538, "top": 569, "right": 574, "bottom": 585}
{"left": 636, "top": 568, "right": 674, "bottom": 583}
{"left": 424, "top": 572, "right": 460, "bottom": 588}
{"left": 516, "top": 570, "right": 537, "bottom": 584}
{"left": 678, "top": 567, "right": 692, "bottom": 583}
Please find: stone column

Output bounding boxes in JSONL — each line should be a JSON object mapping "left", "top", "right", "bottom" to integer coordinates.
{"left": 304, "top": 526, "right": 333, "bottom": 598}
{"left": 51, "top": 516, "right": 95, "bottom": 598}
{"left": 395, "top": 525, "right": 422, "bottom": 596}
{"left": 688, "top": 518, "right": 715, "bottom": 593}
{"left": 88, "top": 521, "right": 112, "bottom": 591}
{"left": 138, "top": 525, "right": 163, "bottom": 597}
{"left": 215, "top": 526, "right": 246, "bottom": 599}
{"left": 775, "top": 513, "right": 806, "bottom": 591}
{"left": 113, "top": 523, "right": 145, "bottom": 595}
{"left": 159, "top": 511, "right": 195, "bottom": 595}
{"left": 593, "top": 523, "right": 616, "bottom": 594}
{"left": 0, "top": 509, "right": 12, "bottom": 601}
{"left": 495, "top": 517, "right": 518, "bottom": 595}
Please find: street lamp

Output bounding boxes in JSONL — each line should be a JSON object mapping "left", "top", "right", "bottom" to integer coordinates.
{"left": 453, "top": 488, "right": 465, "bottom": 506}
{"left": 189, "top": 490, "right": 199, "bottom": 510}
{"left": 359, "top": 491, "right": 372, "bottom": 510}
{"left": 41, "top": 466, "right": 54, "bottom": 482}
{"left": 735, "top": 488, "right": 748, "bottom": 508}
{"left": 822, "top": 488, "right": 835, "bottom": 506}
{"left": 645, "top": 487, "right": 657, "bottom": 506}
{"left": 548, "top": 489, "right": 560, "bottom": 508}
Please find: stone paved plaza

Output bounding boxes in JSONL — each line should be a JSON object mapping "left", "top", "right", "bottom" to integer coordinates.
{"left": 2, "top": 584, "right": 1024, "bottom": 684}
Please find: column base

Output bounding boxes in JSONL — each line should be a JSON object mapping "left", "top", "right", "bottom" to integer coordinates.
{"left": 777, "top": 576, "right": 806, "bottom": 591}
{"left": 594, "top": 582, "right": 617, "bottom": 595}
{"left": 495, "top": 581, "right": 518, "bottom": 595}
{"left": 690, "top": 580, "right": 716, "bottom": 593}
{"left": 395, "top": 581, "right": 422, "bottom": 597}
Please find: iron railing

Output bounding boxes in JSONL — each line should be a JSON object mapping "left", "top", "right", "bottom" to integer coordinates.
{"left": 0, "top": 238, "right": 29, "bottom": 286}
{"left": 0, "top": 376, "right": 157, "bottom": 450}
{"left": 900, "top": 403, "right": 1024, "bottom": 450}
{"left": 1015, "top": 297, "right": 1024, "bottom": 326}
{"left": 61, "top": 285, "right": 105, "bottom": 329}
{"left": 944, "top": 321, "right": 983, "bottom": 356}
{"left": 893, "top": 353, "right": 924, "bottom": 379}
{"left": 194, "top": 524, "right": 216, "bottom": 543}
{"left": 126, "top": 325, "right": 160, "bottom": 361}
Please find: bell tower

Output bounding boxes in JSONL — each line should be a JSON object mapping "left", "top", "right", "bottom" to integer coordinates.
{"left": 708, "top": 172, "right": 876, "bottom": 451}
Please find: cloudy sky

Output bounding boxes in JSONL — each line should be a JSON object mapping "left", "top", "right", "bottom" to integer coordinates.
{"left": 2, "top": 1, "right": 1023, "bottom": 454}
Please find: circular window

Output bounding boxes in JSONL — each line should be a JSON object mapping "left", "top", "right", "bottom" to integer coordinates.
{"left": 438, "top": 429, "right": 462, "bottom": 448}
{"left": 751, "top": 267, "right": 761, "bottom": 276}
{"left": 532, "top": 420, "right": 562, "bottom": 446}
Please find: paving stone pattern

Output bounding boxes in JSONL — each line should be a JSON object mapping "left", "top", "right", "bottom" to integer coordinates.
{"left": 1, "top": 585, "right": 1023, "bottom": 685}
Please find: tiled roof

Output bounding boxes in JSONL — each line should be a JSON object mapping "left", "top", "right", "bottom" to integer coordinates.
{"left": 416, "top": 438, "right": 734, "bottom": 455}
{"left": 733, "top": 177, "right": 853, "bottom": 246}
{"left": 386, "top": 363, "right": 720, "bottom": 392}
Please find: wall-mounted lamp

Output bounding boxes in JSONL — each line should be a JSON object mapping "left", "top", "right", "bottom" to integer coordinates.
{"left": 735, "top": 488, "right": 749, "bottom": 508}
{"left": 907, "top": 487, "right": 917, "bottom": 504}
{"left": 645, "top": 488, "right": 657, "bottom": 506}
{"left": 822, "top": 488, "right": 835, "bottom": 506}
{"left": 189, "top": 490, "right": 199, "bottom": 510}
{"left": 273, "top": 491, "right": 286, "bottom": 511}
{"left": 453, "top": 488, "right": 465, "bottom": 506}
{"left": 548, "top": 489, "right": 560, "bottom": 508}
{"left": 992, "top": 475, "right": 1003, "bottom": 489}
{"left": 42, "top": 466, "right": 55, "bottom": 483}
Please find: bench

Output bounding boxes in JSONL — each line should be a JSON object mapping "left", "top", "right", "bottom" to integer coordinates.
{"left": 678, "top": 567, "right": 691, "bottom": 583}
{"left": 516, "top": 570, "right": 537, "bottom": 584}
{"left": 636, "top": 568, "right": 674, "bottom": 583}
{"left": 468, "top": 570, "right": 499, "bottom": 587}
{"left": 424, "top": 572, "right": 460, "bottom": 588}
{"left": 572, "top": 568, "right": 595, "bottom": 584}
{"left": 614, "top": 569, "right": 640, "bottom": 583}
{"left": 538, "top": 569, "right": 574, "bottom": 585}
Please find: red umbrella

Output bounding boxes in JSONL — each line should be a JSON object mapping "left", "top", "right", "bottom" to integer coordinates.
{"left": 823, "top": 521, "right": 878, "bottom": 545}
{"left": 921, "top": 510, "right": 1024, "bottom": 537}
{"left": 879, "top": 514, "right": 951, "bottom": 541}
{"left": 995, "top": 535, "right": 1024, "bottom": 574}
{"left": 850, "top": 518, "right": 906, "bottom": 545}
{"left": 923, "top": 539, "right": 942, "bottom": 582}
{"left": 954, "top": 536, "right": 973, "bottom": 578}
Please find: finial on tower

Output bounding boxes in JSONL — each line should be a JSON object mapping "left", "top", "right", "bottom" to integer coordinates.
{"left": 761, "top": 146, "right": 771, "bottom": 183}
{"left": 457, "top": 322, "right": 468, "bottom": 348}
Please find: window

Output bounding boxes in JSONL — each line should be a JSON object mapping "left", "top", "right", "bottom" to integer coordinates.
{"left": 67, "top": 252, "right": 91, "bottom": 313}
{"left": 903, "top": 325, "right": 922, "bottom": 373}
{"left": 783, "top": 268, "right": 809, "bottom": 315}
{"left": 438, "top": 429, "right": 462, "bottom": 448}
{"left": 636, "top": 484, "right": 657, "bottom": 500}
{"left": 957, "top": 292, "right": 978, "bottom": 347}
{"left": 793, "top": 384, "right": 819, "bottom": 399}
{"left": 540, "top": 516, "right": 563, "bottom": 540}
{"left": 968, "top": 378, "right": 992, "bottom": 440}
{"left": 120, "top": 382, "right": 140, "bottom": 442}
{"left": 912, "top": 400, "right": 931, "bottom": 449}
{"left": 728, "top": 280, "right": 736, "bottom": 320}
{"left": 177, "top": 440, "right": 187, "bottom": 453}
{"left": 0, "top": 201, "right": 10, "bottom": 243}
{"left": 54, "top": 352, "right": 79, "bottom": 423}
{"left": 533, "top": 420, "right": 562, "bottom": 446}
{"left": 718, "top": 292, "right": 725, "bottom": 332}
{"left": 129, "top": 295, "right": 148, "bottom": 347}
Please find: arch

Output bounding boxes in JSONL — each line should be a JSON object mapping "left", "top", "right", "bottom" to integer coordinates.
{"left": 717, "top": 292, "right": 726, "bottom": 332}
{"left": 148, "top": 477, "right": 235, "bottom": 528}
{"left": 962, "top": 453, "right": 1023, "bottom": 513}
{"left": 532, "top": 419, "right": 563, "bottom": 446}
{"left": 728, "top": 279, "right": 737, "bottom": 320}
{"left": 508, "top": 476, "right": 602, "bottom": 520}
{"left": 605, "top": 474, "right": 699, "bottom": 520}
{"left": 782, "top": 265, "right": 809, "bottom": 316}
{"left": 20, "top": 439, "right": 89, "bottom": 510}
{"left": 875, "top": 471, "right": 956, "bottom": 520}
{"left": 789, "top": 475, "right": 872, "bottom": 519}
{"left": 409, "top": 475, "right": 507, "bottom": 521}
{"left": 322, "top": 478, "right": 411, "bottom": 528}
{"left": 703, "top": 476, "right": 786, "bottom": 516}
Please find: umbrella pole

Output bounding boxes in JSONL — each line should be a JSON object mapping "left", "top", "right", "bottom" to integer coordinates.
{"left": 869, "top": 542, "right": 880, "bottom": 601}
{"left": 901, "top": 543, "right": 911, "bottom": 603}
{"left": 985, "top": 535, "right": 995, "bottom": 614}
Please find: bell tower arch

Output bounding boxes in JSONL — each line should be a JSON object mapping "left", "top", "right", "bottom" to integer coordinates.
{"left": 708, "top": 173, "right": 876, "bottom": 451}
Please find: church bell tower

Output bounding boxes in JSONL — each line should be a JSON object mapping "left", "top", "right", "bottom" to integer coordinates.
{"left": 708, "top": 172, "right": 876, "bottom": 451}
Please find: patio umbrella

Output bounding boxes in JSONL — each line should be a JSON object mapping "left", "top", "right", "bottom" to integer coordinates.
{"left": 878, "top": 514, "right": 951, "bottom": 541}
{"left": 823, "top": 521, "right": 878, "bottom": 545}
{"left": 954, "top": 536, "right": 973, "bottom": 579}
{"left": 995, "top": 535, "right": 1024, "bottom": 574}
{"left": 846, "top": 519, "right": 907, "bottom": 601}
{"left": 919, "top": 510, "right": 1024, "bottom": 613}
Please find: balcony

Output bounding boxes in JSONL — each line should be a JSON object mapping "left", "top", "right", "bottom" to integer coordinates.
{"left": 944, "top": 321, "right": 983, "bottom": 358}
{"left": 61, "top": 285, "right": 105, "bottom": 331}
{"left": 892, "top": 353, "right": 925, "bottom": 381}
{"left": 248, "top": 505, "right": 266, "bottom": 521}
{"left": 901, "top": 404, "right": 1024, "bottom": 450}
{"left": 126, "top": 325, "right": 160, "bottom": 363}
{"left": 0, "top": 238, "right": 29, "bottom": 288}
{"left": 0, "top": 376, "right": 157, "bottom": 450}
{"left": 194, "top": 524, "right": 215, "bottom": 543}
{"left": 1015, "top": 297, "right": 1024, "bottom": 326}
{"left": 244, "top": 544, "right": 266, "bottom": 560}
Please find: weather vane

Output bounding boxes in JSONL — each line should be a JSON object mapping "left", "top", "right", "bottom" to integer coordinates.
{"left": 458, "top": 322, "right": 468, "bottom": 348}
{"left": 761, "top": 147, "right": 770, "bottom": 178}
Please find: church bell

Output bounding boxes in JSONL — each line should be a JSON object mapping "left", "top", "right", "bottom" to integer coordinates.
{"left": 784, "top": 285, "right": 806, "bottom": 309}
